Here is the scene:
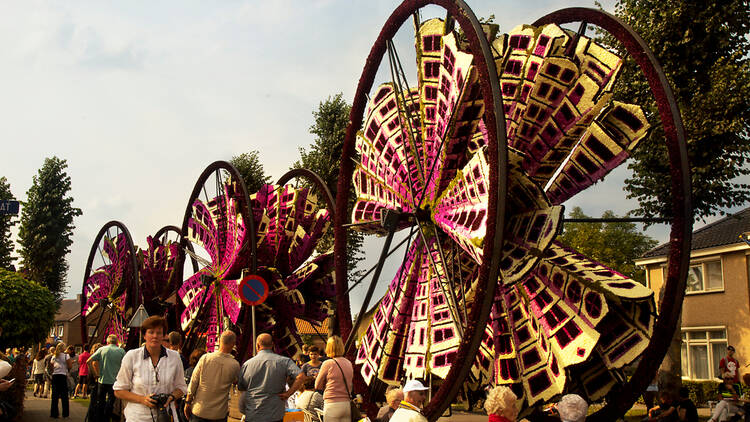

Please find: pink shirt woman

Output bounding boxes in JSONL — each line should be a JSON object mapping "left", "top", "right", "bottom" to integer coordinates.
{"left": 314, "top": 337, "right": 353, "bottom": 422}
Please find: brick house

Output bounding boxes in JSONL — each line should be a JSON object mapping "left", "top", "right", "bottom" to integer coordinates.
{"left": 634, "top": 207, "right": 750, "bottom": 380}
{"left": 50, "top": 294, "right": 104, "bottom": 350}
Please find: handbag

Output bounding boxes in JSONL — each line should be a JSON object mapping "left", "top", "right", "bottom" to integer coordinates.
{"left": 330, "top": 357, "right": 362, "bottom": 422}
{"left": 44, "top": 356, "right": 54, "bottom": 379}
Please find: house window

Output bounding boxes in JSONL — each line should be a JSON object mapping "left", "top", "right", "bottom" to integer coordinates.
{"left": 676, "top": 259, "right": 723, "bottom": 293}
{"left": 681, "top": 328, "right": 727, "bottom": 380}
{"left": 88, "top": 325, "right": 96, "bottom": 338}
{"left": 661, "top": 259, "right": 723, "bottom": 293}
{"left": 57, "top": 325, "right": 64, "bottom": 337}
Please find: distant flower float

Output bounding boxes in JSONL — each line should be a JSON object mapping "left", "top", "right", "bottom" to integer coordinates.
{"left": 81, "top": 221, "right": 139, "bottom": 348}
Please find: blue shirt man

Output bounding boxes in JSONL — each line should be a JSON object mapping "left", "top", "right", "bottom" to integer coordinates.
{"left": 88, "top": 339, "right": 126, "bottom": 385}
{"left": 238, "top": 333, "right": 306, "bottom": 422}
{"left": 87, "top": 334, "right": 126, "bottom": 421}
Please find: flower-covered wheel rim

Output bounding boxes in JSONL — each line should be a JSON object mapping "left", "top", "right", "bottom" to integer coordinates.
{"left": 247, "top": 169, "right": 336, "bottom": 359}
{"left": 335, "top": 1, "right": 689, "bottom": 420}
{"left": 334, "top": 1, "right": 509, "bottom": 418}
{"left": 531, "top": 8, "right": 692, "bottom": 421}
{"left": 177, "top": 161, "right": 256, "bottom": 354}
{"left": 81, "top": 221, "right": 140, "bottom": 348}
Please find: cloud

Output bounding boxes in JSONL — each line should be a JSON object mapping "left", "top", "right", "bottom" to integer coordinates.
{"left": 70, "top": 27, "right": 145, "bottom": 69}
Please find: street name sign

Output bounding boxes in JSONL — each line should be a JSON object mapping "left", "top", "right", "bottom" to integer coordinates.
{"left": 0, "top": 200, "right": 19, "bottom": 215}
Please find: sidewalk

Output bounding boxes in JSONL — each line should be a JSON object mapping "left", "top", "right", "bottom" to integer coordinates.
{"left": 19, "top": 393, "right": 89, "bottom": 421}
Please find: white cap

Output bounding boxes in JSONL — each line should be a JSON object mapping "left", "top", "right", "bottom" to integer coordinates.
{"left": 403, "top": 380, "right": 429, "bottom": 393}
{"left": 557, "top": 394, "right": 588, "bottom": 422}
{"left": 0, "top": 361, "right": 10, "bottom": 379}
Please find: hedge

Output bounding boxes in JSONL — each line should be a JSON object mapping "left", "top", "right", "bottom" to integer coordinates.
{"left": 0, "top": 269, "right": 55, "bottom": 349}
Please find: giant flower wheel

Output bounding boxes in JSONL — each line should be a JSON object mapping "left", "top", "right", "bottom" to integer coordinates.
{"left": 81, "top": 221, "right": 141, "bottom": 349}
{"left": 334, "top": 1, "right": 691, "bottom": 421}
{"left": 249, "top": 168, "right": 337, "bottom": 359}
{"left": 176, "top": 161, "right": 256, "bottom": 354}
{"left": 138, "top": 225, "right": 198, "bottom": 330}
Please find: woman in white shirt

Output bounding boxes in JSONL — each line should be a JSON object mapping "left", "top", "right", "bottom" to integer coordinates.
{"left": 49, "top": 342, "right": 73, "bottom": 418}
{"left": 32, "top": 349, "right": 46, "bottom": 398}
{"left": 113, "top": 316, "right": 187, "bottom": 422}
{"left": 296, "top": 378, "right": 324, "bottom": 422}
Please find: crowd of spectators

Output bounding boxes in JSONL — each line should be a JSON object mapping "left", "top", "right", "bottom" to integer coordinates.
{"left": 2, "top": 326, "right": 750, "bottom": 422}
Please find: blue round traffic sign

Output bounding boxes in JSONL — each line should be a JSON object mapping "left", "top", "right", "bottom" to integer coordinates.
{"left": 239, "top": 275, "right": 268, "bottom": 306}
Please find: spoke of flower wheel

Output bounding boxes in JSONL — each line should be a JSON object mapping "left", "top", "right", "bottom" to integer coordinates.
{"left": 97, "top": 243, "right": 107, "bottom": 269}
{"left": 446, "top": 235, "right": 456, "bottom": 292}
{"left": 392, "top": 38, "right": 417, "bottom": 108}
{"left": 415, "top": 69, "right": 469, "bottom": 208}
{"left": 447, "top": 236, "right": 460, "bottom": 322}
{"left": 344, "top": 226, "right": 416, "bottom": 296}
{"left": 344, "top": 213, "right": 401, "bottom": 354}
{"left": 415, "top": 224, "right": 463, "bottom": 338}
{"left": 390, "top": 226, "right": 418, "bottom": 307}
{"left": 392, "top": 51, "right": 430, "bottom": 209}
{"left": 90, "top": 303, "right": 109, "bottom": 343}
{"left": 217, "top": 290, "right": 225, "bottom": 336}
{"left": 342, "top": 220, "right": 381, "bottom": 228}
{"left": 390, "top": 38, "right": 420, "bottom": 141}
{"left": 202, "top": 184, "right": 210, "bottom": 204}
{"left": 190, "top": 284, "right": 213, "bottom": 340}
{"left": 443, "top": 11, "right": 455, "bottom": 35}
{"left": 184, "top": 246, "right": 212, "bottom": 268}
{"left": 455, "top": 240, "right": 469, "bottom": 325}
{"left": 215, "top": 169, "right": 222, "bottom": 201}
{"left": 387, "top": 39, "right": 424, "bottom": 200}
{"left": 432, "top": 229, "right": 466, "bottom": 328}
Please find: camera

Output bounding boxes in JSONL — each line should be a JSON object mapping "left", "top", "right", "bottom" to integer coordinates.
{"left": 150, "top": 393, "right": 171, "bottom": 409}
{"left": 149, "top": 393, "right": 172, "bottom": 422}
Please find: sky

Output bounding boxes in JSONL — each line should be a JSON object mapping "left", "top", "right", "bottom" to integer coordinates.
{"left": 2, "top": 0, "right": 747, "bottom": 315}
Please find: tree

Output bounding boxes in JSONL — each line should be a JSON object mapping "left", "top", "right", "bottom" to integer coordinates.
{"left": 293, "top": 93, "right": 364, "bottom": 274}
{"left": 0, "top": 177, "right": 15, "bottom": 271}
{"left": 601, "top": 0, "right": 750, "bottom": 220}
{"left": 17, "top": 157, "right": 82, "bottom": 302}
{"left": 557, "top": 207, "right": 658, "bottom": 283}
{"left": 0, "top": 269, "right": 56, "bottom": 349}
{"left": 598, "top": 0, "right": 750, "bottom": 397}
{"left": 295, "top": 93, "right": 352, "bottom": 198}
{"left": 230, "top": 150, "right": 271, "bottom": 195}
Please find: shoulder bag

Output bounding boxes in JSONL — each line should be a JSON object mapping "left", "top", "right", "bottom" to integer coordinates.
{"left": 330, "top": 357, "right": 362, "bottom": 422}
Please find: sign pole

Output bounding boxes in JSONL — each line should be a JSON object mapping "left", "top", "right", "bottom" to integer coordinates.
{"left": 238, "top": 273, "right": 268, "bottom": 359}
{"left": 251, "top": 305, "right": 256, "bottom": 357}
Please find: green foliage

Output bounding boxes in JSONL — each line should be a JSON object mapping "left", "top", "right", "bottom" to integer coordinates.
{"left": 295, "top": 93, "right": 352, "bottom": 198}
{"left": 558, "top": 207, "right": 658, "bottom": 283}
{"left": 0, "top": 269, "right": 56, "bottom": 349}
{"left": 293, "top": 93, "right": 364, "bottom": 275}
{"left": 681, "top": 379, "right": 722, "bottom": 406}
{"left": 17, "top": 157, "right": 82, "bottom": 302}
{"left": 0, "top": 177, "right": 15, "bottom": 271}
{"left": 230, "top": 150, "right": 271, "bottom": 195}
{"left": 601, "top": 0, "right": 750, "bottom": 220}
